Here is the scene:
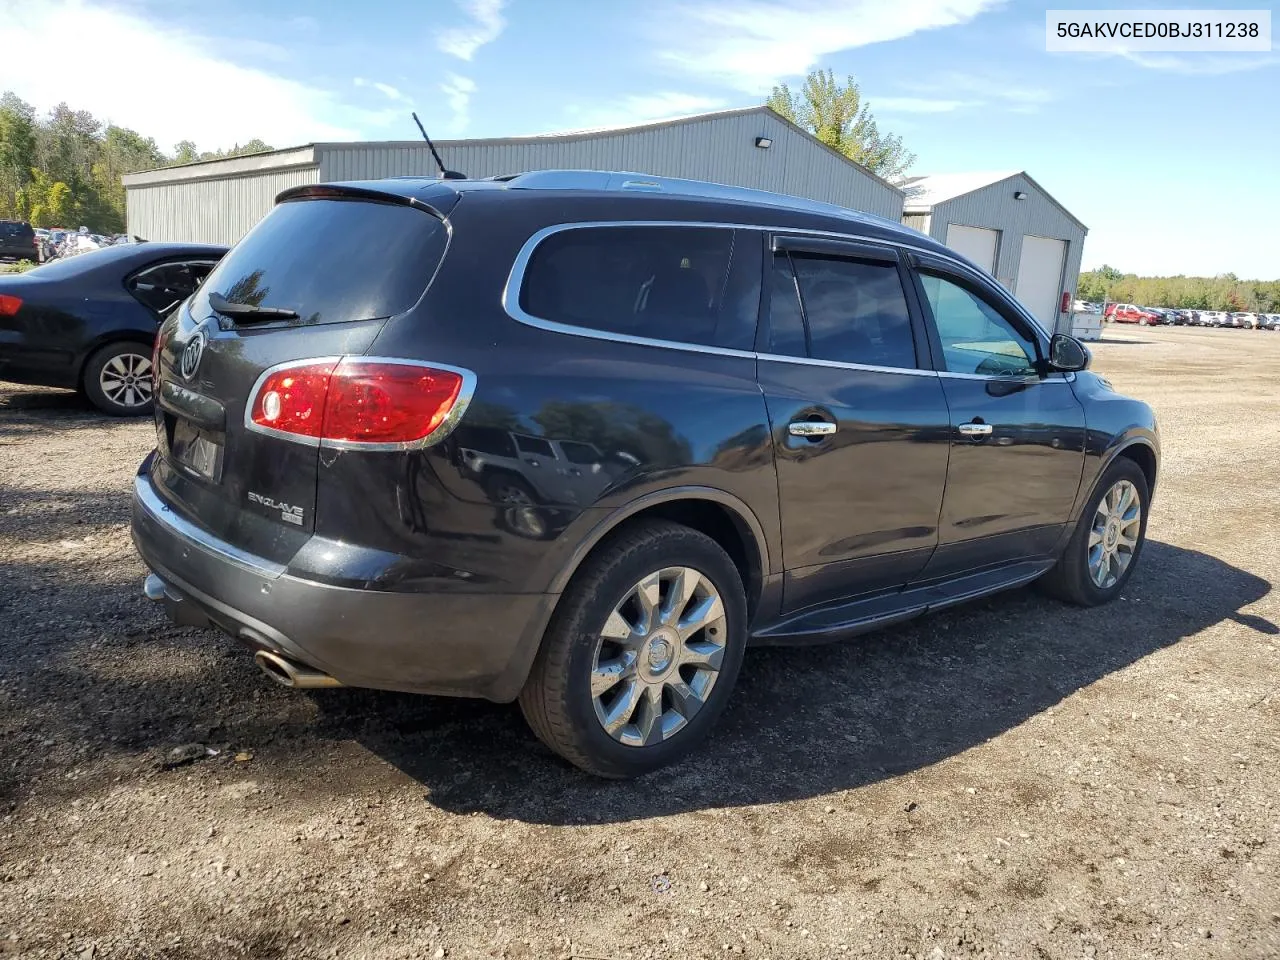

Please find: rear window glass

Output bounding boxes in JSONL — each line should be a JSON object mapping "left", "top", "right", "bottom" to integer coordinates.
{"left": 1, "top": 222, "right": 33, "bottom": 239}
{"left": 194, "top": 199, "right": 446, "bottom": 325}
{"left": 519, "top": 226, "right": 735, "bottom": 347}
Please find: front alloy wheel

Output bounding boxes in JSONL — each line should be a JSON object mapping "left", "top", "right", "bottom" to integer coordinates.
{"left": 1088, "top": 479, "right": 1141, "bottom": 588}
{"left": 1038, "top": 458, "right": 1150, "bottom": 607}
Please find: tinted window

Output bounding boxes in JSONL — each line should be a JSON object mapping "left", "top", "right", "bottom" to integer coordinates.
{"left": 194, "top": 199, "right": 446, "bottom": 326}
{"left": 514, "top": 435, "right": 555, "bottom": 458}
{"left": 765, "top": 253, "right": 808, "bottom": 357}
{"left": 520, "top": 226, "right": 734, "bottom": 347}
{"left": 559, "top": 441, "right": 602, "bottom": 465}
{"left": 919, "top": 273, "right": 1039, "bottom": 376}
{"left": 458, "top": 427, "right": 518, "bottom": 459}
{"left": 789, "top": 253, "right": 917, "bottom": 368}
{"left": 1, "top": 222, "right": 34, "bottom": 239}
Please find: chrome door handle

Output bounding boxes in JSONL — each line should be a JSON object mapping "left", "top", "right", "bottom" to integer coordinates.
{"left": 789, "top": 421, "right": 837, "bottom": 438}
{"left": 957, "top": 422, "right": 993, "bottom": 438}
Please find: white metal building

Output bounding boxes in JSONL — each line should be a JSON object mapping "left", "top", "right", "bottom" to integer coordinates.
{"left": 901, "top": 172, "right": 1092, "bottom": 338}
{"left": 123, "top": 107, "right": 904, "bottom": 247}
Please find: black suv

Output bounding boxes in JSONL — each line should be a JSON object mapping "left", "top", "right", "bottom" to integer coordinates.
{"left": 131, "top": 172, "right": 1159, "bottom": 778}
{"left": 0, "top": 220, "right": 38, "bottom": 262}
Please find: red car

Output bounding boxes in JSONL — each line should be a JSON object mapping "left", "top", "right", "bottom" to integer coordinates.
{"left": 1105, "top": 303, "right": 1162, "bottom": 325}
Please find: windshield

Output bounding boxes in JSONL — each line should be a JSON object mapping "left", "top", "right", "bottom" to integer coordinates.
{"left": 194, "top": 198, "right": 447, "bottom": 326}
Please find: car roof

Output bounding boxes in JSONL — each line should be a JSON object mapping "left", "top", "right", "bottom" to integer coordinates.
{"left": 277, "top": 170, "right": 948, "bottom": 254}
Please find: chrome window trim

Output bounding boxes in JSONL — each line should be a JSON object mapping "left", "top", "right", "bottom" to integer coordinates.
{"left": 243, "top": 356, "right": 477, "bottom": 452}
{"left": 500, "top": 219, "right": 1056, "bottom": 368}
{"left": 754, "top": 351, "right": 939, "bottom": 378}
{"left": 134, "top": 473, "right": 287, "bottom": 579}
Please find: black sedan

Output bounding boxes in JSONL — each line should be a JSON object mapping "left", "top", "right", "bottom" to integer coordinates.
{"left": 0, "top": 242, "right": 227, "bottom": 415}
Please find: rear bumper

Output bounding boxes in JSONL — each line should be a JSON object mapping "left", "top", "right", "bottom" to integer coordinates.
{"left": 130, "top": 465, "right": 556, "bottom": 702}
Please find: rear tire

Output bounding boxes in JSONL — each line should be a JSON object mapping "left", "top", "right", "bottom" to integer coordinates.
{"left": 1039, "top": 458, "right": 1150, "bottom": 607}
{"left": 82, "top": 341, "right": 154, "bottom": 416}
{"left": 519, "top": 520, "right": 748, "bottom": 778}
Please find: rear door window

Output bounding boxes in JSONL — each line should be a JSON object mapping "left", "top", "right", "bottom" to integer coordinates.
{"left": 519, "top": 225, "right": 748, "bottom": 348}
{"left": 193, "top": 198, "right": 447, "bottom": 325}
{"left": 127, "top": 260, "right": 219, "bottom": 315}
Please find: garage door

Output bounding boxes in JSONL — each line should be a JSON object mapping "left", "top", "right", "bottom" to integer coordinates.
{"left": 944, "top": 224, "right": 999, "bottom": 274}
{"left": 1015, "top": 235, "right": 1067, "bottom": 327}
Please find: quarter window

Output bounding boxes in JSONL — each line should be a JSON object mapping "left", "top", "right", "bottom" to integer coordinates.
{"left": 519, "top": 226, "right": 736, "bottom": 347}
{"left": 919, "top": 273, "right": 1039, "bottom": 376}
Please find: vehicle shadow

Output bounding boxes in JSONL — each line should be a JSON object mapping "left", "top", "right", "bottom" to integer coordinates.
{"left": 0, "top": 539, "right": 1271, "bottom": 822}
{"left": 325, "top": 539, "right": 1272, "bottom": 822}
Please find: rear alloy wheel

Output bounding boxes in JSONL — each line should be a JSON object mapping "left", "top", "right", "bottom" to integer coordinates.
{"left": 519, "top": 520, "right": 747, "bottom": 778}
{"left": 83, "top": 341, "right": 154, "bottom": 416}
{"left": 1038, "top": 458, "right": 1149, "bottom": 606}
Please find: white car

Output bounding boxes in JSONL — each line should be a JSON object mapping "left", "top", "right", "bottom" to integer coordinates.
{"left": 1233, "top": 312, "right": 1259, "bottom": 329}
{"left": 1199, "top": 311, "right": 1227, "bottom": 327}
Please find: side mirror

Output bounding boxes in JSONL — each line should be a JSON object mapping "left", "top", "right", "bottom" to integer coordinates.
{"left": 1048, "top": 333, "right": 1090, "bottom": 372}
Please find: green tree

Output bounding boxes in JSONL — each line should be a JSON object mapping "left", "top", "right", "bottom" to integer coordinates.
{"left": 766, "top": 69, "right": 915, "bottom": 183}
{"left": 27, "top": 170, "right": 73, "bottom": 227}
{"left": 0, "top": 93, "right": 37, "bottom": 219}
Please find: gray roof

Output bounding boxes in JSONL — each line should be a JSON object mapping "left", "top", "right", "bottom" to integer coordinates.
{"left": 123, "top": 106, "right": 901, "bottom": 195}
{"left": 903, "top": 170, "right": 1086, "bottom": 232}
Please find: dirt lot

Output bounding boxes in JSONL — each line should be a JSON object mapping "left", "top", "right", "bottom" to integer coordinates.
{"left": 1, "top": 326, "right": 1277, "bottom": 960}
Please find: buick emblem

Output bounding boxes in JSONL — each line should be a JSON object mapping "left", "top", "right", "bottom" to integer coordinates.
{"left": 179, "top": 330, "right": 206, "bottom": 380}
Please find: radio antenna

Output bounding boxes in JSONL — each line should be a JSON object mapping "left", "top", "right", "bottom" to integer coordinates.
{"left": 412, "top": 112, "right": 465, "bottom": 180}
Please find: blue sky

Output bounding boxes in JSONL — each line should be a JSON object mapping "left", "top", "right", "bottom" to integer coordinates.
{"left": 1, "top": 0, "right": 1276, "bottom": 277}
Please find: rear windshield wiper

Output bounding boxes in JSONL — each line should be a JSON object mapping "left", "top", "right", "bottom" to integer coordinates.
{"left": 208, "top": 291, "right": 299, "bottom": 321}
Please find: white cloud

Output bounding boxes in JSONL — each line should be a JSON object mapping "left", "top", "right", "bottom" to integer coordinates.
{"left": 1116, "top": 51, "right": 1277, "bottom": 75}
{"left": 437, "top": 0, "right": 507, "bottom": 61}
{"left": 869, "top": 96, "right": 975, "bottom": 113}
{"left": 439, "top": 74, "right": 477, "bottom": 132}
{"left": 896, "top": 71, "right": 1054, "bottom": 113}
{"left": 562, "top": 92, "right": 728, "bottom": 132}
{"left": 0, "top": 0, "right": 374, "bottom": 150}
{"left": 654, "top": 0, "right": 1005, "bottom": 92}
{"left": 354, "top": 77, "right": 412, "bottom": 104}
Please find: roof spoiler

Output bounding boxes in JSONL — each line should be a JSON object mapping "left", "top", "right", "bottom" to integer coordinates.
{"left": 274, "top": 184, "right": 446, "bottom": 220}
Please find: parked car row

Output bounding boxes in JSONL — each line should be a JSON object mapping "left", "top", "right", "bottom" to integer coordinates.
{"left": 2, "top": 220, "right": 139, "bottom": 264}
{"left": 1101, "top": 302, "right": 1280, "bottom": 329}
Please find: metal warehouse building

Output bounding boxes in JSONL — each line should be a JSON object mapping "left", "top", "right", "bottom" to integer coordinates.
{"left": 902, "top": 171, "right": 1091, "bottom": 338}
{"left": 123, "top": 106, "right": 904, "bottom": 246}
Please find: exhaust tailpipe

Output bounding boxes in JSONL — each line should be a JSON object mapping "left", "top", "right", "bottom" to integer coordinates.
{"left": 253, "top": 650, "right": 343, "bottom": 689}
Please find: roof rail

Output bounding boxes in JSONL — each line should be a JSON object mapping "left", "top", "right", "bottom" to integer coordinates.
{"left": 500, "top": 169, "right": 896, "bottom": 226}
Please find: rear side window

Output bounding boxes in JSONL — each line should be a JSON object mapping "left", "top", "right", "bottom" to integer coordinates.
{"left": 127, "top": 260, "right": 218, "bottom": 315}
{"left": 195, "top": 199, "right": 446, "bottom": 325}
{"left": 519, "top": 226, "right": 738, "bottom": 348}
{"left": 782, "top": 253, "right": 918, "bottom": 369}
{"left": 514, "top": 435, "right": 555, "bottom": 458}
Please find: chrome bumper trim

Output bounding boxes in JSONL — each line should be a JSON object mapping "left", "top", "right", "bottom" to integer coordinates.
{"left": 133, "top": 473, "right": 287, "bottom": 580}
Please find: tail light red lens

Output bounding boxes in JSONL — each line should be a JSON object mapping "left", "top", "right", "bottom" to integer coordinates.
{"left": 0, "top": 294, "right": 23, "bottom": 316}
{"left": 247, "top": 359, "right": 471, "bottom": 449}
{"left": 249, "top": 361, "right": 338, "bottom": 441}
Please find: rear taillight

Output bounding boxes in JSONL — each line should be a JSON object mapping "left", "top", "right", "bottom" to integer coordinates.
{"left": 246, "top": 358, "right": 473, "bottom": 450}
{"left": 0, "top": 294, "right": 22, "bottom": 316}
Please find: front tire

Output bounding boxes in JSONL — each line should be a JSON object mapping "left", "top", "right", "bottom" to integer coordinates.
{"left": 519, "top": 520, "right": 748, "bottom": 778}
{"left": 82, "top": 341, "right": 154, "bottom": 416}
{"left": 1039, "top": 458, "right": 1150, "bottom": 606}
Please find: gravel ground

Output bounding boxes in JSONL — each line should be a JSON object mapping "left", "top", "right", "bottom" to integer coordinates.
{"left": 1, "top": 325, "right": 1278, "bottom": 960}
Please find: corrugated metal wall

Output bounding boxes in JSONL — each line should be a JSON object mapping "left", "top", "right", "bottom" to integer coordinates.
{"left": 901, "top": 212, "right": 930, "bottom": 234}
{"left": 927, "top": 174, "right": 1087, "bottom": 334}
{"left": 126, "top": 166, "right": 319, "bottom": 246}
{"left": 318, "top": 111, "right": 904, "bottom": 220}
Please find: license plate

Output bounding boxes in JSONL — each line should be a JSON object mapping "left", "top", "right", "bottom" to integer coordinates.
{"left": 171, "top": 419, "right": 223, "bottom": 482}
